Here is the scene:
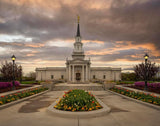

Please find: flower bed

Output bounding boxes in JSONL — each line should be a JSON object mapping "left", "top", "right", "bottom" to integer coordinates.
{"left": 135, "top": 82, "right": 160, "bottom": 87}
{"left": 0, "top": 81, "right": 20, "bottom": 88}
{"left": 0, "top": 87, "right": 48, "bottom": 105}
{"left": 127, "top": 82, "right": 160, "bottom": 94}
{"left": 110, "top": 87, "right": 160, "bottom": 106}
{"left": 54, "top": 89, "right": 102, "bottom": 111}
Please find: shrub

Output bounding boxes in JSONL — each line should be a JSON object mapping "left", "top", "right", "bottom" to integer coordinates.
{"left": 0, "top": 81, "right": 20, "bottom": 89}
{"left": 134, "top": 82, "right": 160, "bottom": 88}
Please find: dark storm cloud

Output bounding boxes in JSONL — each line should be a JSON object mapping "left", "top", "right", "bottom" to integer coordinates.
{"left": 0, "top": 41, "right": 72, "bottom": 61}
{"left": 0, "top": 0, "right": 160, "bottom": 71}
{"left": 1, "top": 0, "right": 160, "bottom": 44}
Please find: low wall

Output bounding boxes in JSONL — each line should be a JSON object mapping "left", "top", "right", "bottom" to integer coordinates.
{"left": 40, "top": 81, "right": 57, "bottom": 91}
{"left": 115, "top": 85, "right": 160, "bottom": 97}
{"left": 47, "top": 92, "right": 111, "bottom": 118}
{"left": 103, "top": 83, "right": 116, "bottom": 90}
{"left": 0, "top": 85, "right": 42, "bottom": 97}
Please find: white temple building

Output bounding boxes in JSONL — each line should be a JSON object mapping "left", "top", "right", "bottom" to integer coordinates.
{"left": 36, "top": 17, "right": 121, "bottom": 83}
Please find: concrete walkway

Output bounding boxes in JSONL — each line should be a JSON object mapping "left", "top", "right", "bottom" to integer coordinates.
{"left": 0, "top": 90, "right": 160, "bottom": 126}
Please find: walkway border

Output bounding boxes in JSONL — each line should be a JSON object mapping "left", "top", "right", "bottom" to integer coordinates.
{"left": 0, "top": 90, "right": 49, "bottom": 110}
{"left": 108, "top": 90, "right": 160, "bottom": 110}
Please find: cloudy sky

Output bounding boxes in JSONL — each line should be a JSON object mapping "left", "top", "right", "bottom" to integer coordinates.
{"left": 0, "top": 0, "right": 160, "bottom": 74}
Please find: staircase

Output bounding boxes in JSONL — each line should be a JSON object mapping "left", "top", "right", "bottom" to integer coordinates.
{"left": 52, "top": 83, "right": 104, "bottom": 91}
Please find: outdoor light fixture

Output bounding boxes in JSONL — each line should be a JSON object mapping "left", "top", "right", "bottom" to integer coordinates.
{"left": 20, "top": 65, "right": 22, "bottom": 83}
{"left": 144, "top": 53, "right": 149, "bottom": 90}
{"left": 11, "top": 55, "right": 16, "bottom": 90}
{"left": 11, "top": 55, "right": 16, "bottom": 61}
{"left": 144, "top": 53, "right": 149, "bottom": 60}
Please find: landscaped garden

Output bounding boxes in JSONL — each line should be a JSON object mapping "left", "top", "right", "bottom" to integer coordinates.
{"left": 0, "top": 81, "right": 32, "bottom": 93}
{"left": 54, "top": 89, "right": 102, "bottom": 111}
{"left": 109, "top": 86, "right": 160, "bottom": 106}
{"left": 0, "top": 87, "right": 48, "bottom": 105}
{"left": 127, "top": 82, "right": 160, "bottom": 94}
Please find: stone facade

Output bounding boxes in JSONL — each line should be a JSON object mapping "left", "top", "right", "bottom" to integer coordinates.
{"left": 36, "top": 17, "right": 121, "bottom": 83}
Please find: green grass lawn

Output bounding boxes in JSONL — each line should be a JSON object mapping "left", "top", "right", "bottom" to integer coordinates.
{"left": 20, "top": 81, "right": 36, "bottom": 84}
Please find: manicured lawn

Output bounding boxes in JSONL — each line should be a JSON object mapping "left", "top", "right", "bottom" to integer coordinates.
{"left": 21, "top": 81, "right": 39, "bottom": 84}
{"left": 116, "top": 81, "right": 135, "bottom": 85}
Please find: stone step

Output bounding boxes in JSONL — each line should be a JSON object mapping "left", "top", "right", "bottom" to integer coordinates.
{"left": 52, "top": 85, "right": 104, "bottom": 91}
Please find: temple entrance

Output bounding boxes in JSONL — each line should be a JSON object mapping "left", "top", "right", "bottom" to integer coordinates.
{"left": 76, "top": 73, "right": 81, "bottom": 81}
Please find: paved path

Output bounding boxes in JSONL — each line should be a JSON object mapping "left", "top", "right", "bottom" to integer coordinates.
{"left": 0, "top": 90, "right": 160, "bottom": 126}
{"left": 54, "top": 83, "right": 102, "bottom": 86}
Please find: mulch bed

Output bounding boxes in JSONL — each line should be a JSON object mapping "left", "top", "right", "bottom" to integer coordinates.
{"left": 0, "top": 85, "right": 32, "bottom": 93}
{"left": 127, "top": 85, "right": 160, "bottom": 94}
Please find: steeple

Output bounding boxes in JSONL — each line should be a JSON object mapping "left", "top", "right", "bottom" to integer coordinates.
{"left": 72, "top": 15, "right": 84, "bottom": 60}
{"left": 76, "top": 15, "right": 80, "bottom": 37}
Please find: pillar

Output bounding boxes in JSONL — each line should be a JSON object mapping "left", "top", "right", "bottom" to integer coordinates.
{"left": 72, "top": 65, "right": 74, "bottom": 82}
{"left": 82, "top": 65, "right": 84, "bottom": 82}
{"left": 41, "top": 71, "right": 42, "bottom": 81}
{"left": 86, "top": 65, "right": 88, "bottom": 81}
{"left": 88, "top": 65, "right": 90, "bottom": 81}
{"left": 69, "top": 65, "right": 71, "bottom": 81}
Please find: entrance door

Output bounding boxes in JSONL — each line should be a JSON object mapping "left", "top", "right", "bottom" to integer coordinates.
{"left": 76, "top": 73, "right": 81, "bottom": 81}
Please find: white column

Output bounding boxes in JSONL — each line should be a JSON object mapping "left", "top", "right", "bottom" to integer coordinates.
{"left": 82, "top": 65, "right": 84, "bottom": 82}
{"left": 66, "top": 65, "right": 68, "bottom": 81}
{"left": 72, "top": 65, "right": 74, "bottom": 82}
{"left": 45, "top": 71, "right": 46, "bottom": 80}
{"left": 41, "top": 71, "right": 42, "bottom": 81}
{"left": 88, "top": 65, "right": 91, "bottom": 80}
{"left": 86, "top": 65, "right": 88, "bottom": 81}
{"left": 71, "top": 65, "right": 72, "bottom": 81}
{"left": 69, "top": 65, "right": 71, "bottom": 81}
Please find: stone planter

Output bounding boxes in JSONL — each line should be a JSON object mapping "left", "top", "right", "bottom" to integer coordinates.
{"left": 46, "top": 93, "right": 111, "bottom": 119}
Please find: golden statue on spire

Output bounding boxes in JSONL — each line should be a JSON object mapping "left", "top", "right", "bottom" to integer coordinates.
{"left": 77, "top": 15, "right": 80, "bottom": 23}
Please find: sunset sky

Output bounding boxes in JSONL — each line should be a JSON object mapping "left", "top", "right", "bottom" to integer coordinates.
{"left": 0, "top": 0, "right": 160, "bottom": 74}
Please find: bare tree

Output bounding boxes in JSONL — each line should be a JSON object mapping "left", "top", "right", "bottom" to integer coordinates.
{"left": 0, "top": 61, "right": 22, "bottom": 81}
{"left": 134, "top": 61, "right": 159, "bottom": 81}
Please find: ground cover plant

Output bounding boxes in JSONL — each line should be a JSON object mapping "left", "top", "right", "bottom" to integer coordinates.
{"left": 21, "top": 81, "right": 40, "bottom": 84}
{"left": 0, "top": 81, "right": 32, "bottom": 93}
{"left": 0, "top": 81, "right": 20, "bottom": 88}
{"left": 0, "top": 87, "right": 48, "bottom": 105}
{"left": 54, "top": 89, "right": 102, "bottom": 111}
{"left": 110, "top": 87, "right": 160, "bottom": 106}
{"left": 116, "top": 81, "right": 135, "bottom": 85}
{"left": 127, "top": 82, "right": 160, "bottom": 94}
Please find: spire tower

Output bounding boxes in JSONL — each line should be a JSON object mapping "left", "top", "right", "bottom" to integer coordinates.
{"left": 76, "top": 15, "right": 80, "bottom": 37}
{"left": 72, "top": 15, "right": 84, "bottom": 60}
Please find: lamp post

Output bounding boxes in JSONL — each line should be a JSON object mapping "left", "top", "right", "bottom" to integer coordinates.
{"left": 144, "top": 53, "right": 149, "bottom": 90}
{"left": 20, "top": 65, "right": 22, "bottom": 83}
{"left": 11, "top": 55, "right": 16, "bottom": 90}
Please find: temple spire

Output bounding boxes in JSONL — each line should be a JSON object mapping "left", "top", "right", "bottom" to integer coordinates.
{"left": 76, "top": 15, "right": 80, "bottom": 37}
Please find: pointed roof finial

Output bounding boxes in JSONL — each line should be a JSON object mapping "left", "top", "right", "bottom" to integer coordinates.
{"left": 77, "top": 15, "right": 80, "bottom": 23}
{"left": 76, "top": 15, "right": 80, "bottom": 37}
